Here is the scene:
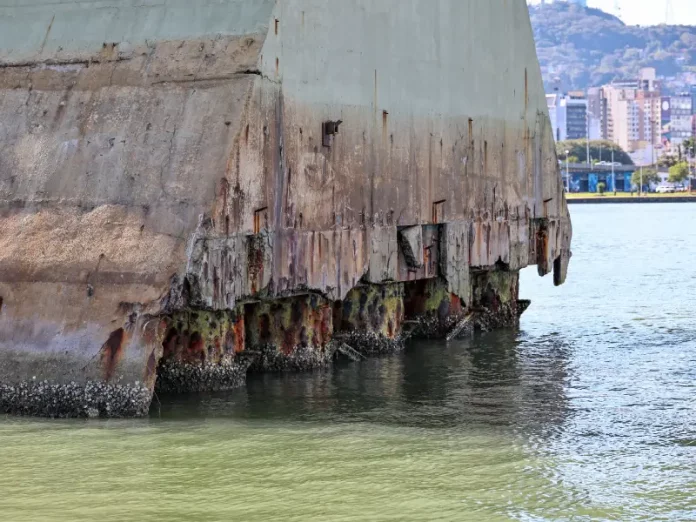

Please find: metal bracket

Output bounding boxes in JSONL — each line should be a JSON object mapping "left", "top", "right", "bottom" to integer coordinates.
{"left": 322, "top": 120, "right": 343, "bottom": 148}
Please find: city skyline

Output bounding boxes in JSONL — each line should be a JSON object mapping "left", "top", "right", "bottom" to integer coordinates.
{"left": 529, "top": 0, "right": 696, "bottom": 26}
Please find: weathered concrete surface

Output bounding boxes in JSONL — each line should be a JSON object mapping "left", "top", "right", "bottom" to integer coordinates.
{"left": 403, "top": 279, "right": 467, "bottom": 339}
{"left": 337, "top": 284, "right": 405, "bottom": 355}
{"left": 245, "top": 294, "right": 334, "bottom": 371}
{"left": 0, "top": 0, "right": 572, "bottom": 417}
{"left": 156, "top": 309, "right": 247, "bottom": 394}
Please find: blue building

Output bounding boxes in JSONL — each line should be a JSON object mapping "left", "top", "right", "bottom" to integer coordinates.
{"left": 564, "top": 164, "right": 637, "bottom": 193}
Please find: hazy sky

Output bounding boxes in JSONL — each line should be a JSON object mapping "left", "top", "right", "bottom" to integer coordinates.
{"left": 528, "top": 0, "right": 696, "bottom": 26}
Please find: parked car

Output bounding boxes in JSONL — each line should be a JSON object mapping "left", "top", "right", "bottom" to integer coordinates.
{"left": 656, "top": 185, "right": 676, "bottom": 194}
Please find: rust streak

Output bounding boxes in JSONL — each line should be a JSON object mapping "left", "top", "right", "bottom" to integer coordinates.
{"left": 100, "top": 328, "right": 126, "bottom": 382}
{"left": 145, "top": 350, "right": 157, "bottom": 381}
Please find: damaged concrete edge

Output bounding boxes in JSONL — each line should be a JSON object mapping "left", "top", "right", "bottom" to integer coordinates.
{"left": 0, "top": 213, "right": 568, "bottom": 418}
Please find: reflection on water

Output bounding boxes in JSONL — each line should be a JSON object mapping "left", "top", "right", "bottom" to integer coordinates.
{"left": 156, "top": 330, "right": 570, "bottom": 435}
{"left": 1, "top": 204, "right": 695, "bottom": 521}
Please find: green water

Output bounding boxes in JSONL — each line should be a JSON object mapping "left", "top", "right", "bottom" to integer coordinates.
{"left": 0, "top": 415, "right": 565, "bottom": 521}
{"left": 1, "top": 204, "right": 695, "bottom": 521}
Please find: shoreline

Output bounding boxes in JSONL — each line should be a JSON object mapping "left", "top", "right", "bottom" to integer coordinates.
{"left": 567, "top": 196, "right": 696, "bottom": 204}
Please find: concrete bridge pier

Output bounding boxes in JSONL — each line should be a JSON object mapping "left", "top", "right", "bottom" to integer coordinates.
{"left": 0, "top": 0, "right": 572, "bottom": 417}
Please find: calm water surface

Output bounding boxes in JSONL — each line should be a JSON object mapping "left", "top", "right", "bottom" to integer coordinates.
{"left": 1, "top": 204, "right": 695, "bottom": 521}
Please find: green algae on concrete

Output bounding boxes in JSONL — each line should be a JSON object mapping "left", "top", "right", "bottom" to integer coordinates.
{"left": 336, "top": 284, "right": 405, "bottom": 355}
{"left": 245, "top": 294, "right": 334, "bottom": 371}
{"left": 471, "top": 270, "right": 523, "bottom": 332}
{"left": 403, "top": 278, "right": 467, "bottom": 339}
{"left": 156, "top": 309, "right": 248, "bottom": 394}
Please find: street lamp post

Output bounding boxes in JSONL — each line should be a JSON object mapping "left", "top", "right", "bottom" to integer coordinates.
{"left": 650, "top": 117, "right": 656, "bottom": 168}
{"left": 647, "top": 116, "right": 655, "bottom": 197}
{"left": 565, "top": 150, "right": 570, "bottom": 193}
{"left": 611, "top": 147, "right": 615, "bottom": 193}
{"left": 586, "top": 112, "right": 591, "bottom": 167}
{"left": 687, "top": 147, "right": 696, "bottom": 194}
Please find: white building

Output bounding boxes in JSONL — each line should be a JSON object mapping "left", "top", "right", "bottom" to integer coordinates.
{"left": 602, "top": 68, "right": 662, "bottom": 160}
{"left": 665, "top": 94, "right": 693, "bottom": 148}
{"left": 547, "top": 92, "right": 588, "bottom": 142}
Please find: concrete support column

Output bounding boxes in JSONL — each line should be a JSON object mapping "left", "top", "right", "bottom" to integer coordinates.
{"left": 156, "top": 309, "right": 248, "bottom": 394}
{"left": 335, "top": 283, "right": 405, "bottom": 355}
{"left": 403, "top": 278, "right": 468, "bottom": 339}
{"left": 244, "top": 294, "right": 333, "bottom": 371}
{"left": 471, "top": 270, "right": 528, "bottom": 332}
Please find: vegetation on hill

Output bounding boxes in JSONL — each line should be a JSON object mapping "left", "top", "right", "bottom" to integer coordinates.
{"left": 529, "top": 3, "right": 696, "bottom": 92}
{"left": 556, "top": 140, "right": 633, "bottom": 165}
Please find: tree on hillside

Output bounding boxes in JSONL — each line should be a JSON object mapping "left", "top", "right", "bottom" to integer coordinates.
{"left": 631, "top": 169, "right": 660, "bottom": 191}
{"left": 556, "top": 140, "right": 633, "bottom": 165}
{"left": 529, "top": 3, "right": 695, "bottom": 91}
{"left": 668, "top": 162, "right": 690, "bottom": 185}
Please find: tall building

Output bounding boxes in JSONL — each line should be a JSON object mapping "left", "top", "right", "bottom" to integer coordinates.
{"left": 602, "top": 68, "right": 661, "bottom": 160}
{"left": 547, "top": 91, "right": 588, "bottom": 142}
{"left": 635, "top": 89, "right": 662, "bottom": 151}
{"left": 664, "top": 94, "right": 693, "bottom": 148}
{"left": 603, "top": 84, "right": 634, "bottom": 151}
{"left": 565, "top": 91, "right": 589, "bottom": 140}
{"left": 587, "top": 87, "right": 607, "bottom": 140}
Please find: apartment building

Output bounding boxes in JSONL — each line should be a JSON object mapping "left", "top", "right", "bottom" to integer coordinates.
{"left": 565, "top": 92, "right": 589, "bottom": 139}
{"left": 547, "top": 91, "right": 588, "bottom": 141}
{"left": 587, "top": 87, "right": 607, "bottom": 140}
{"left": 665, "top": 94, "right": 693, "bottom": 147}
{"left": 603, "top": 68, "right": 661, "bottom": 156}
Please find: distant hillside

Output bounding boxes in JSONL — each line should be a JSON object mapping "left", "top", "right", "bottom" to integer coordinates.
{"left": 529, "top": 3, "right": 696, "bottom": 92}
